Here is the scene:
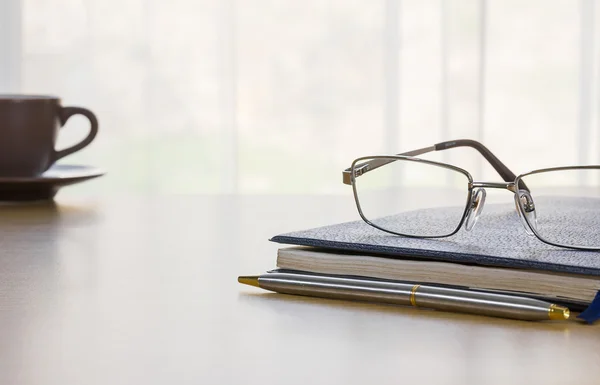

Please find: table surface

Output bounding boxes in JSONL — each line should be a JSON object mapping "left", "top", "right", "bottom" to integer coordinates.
{"left": 0, "top": 193, "right": 599, "bottom": 385}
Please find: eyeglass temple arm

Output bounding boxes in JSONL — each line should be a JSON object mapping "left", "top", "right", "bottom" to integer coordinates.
{"left": 342, "top": 139, "right": 518, "bottom": 185}
{"left": 435, "top": 139, "right": 518, "bottom": 182}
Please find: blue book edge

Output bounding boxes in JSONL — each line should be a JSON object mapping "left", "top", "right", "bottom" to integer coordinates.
{"left": 578, "top": 292, "right": 600, "bottom": 324}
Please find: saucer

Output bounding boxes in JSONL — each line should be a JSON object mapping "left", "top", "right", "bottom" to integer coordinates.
{"left": 0, "top": 164, "right": 105, "bottom": 201}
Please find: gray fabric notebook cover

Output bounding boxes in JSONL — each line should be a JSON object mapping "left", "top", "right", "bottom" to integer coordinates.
{"left": 270, "top": 203, "right": 600, "bottom": 277}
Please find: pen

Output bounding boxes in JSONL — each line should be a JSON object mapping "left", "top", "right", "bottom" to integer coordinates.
{"left": 238, "top": 272, "right": 570, "bottom": 321}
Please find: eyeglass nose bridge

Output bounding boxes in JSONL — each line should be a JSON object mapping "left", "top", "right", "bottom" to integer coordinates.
{"left": 470, "top": 181, "right": 537, "bottom": 236}
{"left": 470, "top": 181, "right": 516, "bottom": 192}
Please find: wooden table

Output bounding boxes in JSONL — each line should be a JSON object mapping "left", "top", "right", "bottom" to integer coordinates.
{"left": 0, "top": 194, "right": 598, "bottom": 385}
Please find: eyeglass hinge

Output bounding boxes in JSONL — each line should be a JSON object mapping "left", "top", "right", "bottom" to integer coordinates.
{"left": 342, "top": 171, "right": 351, "bottom": 184}
{"left": 342, "top": 164, "right": 370, "bottom": 185}
{"left": 354, "top": 164, "right": 370, "bottom": 178}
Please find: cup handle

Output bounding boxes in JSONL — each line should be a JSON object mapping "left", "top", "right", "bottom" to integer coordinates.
{"left": 52, "top": 106, "right": 99, "bottom": 162}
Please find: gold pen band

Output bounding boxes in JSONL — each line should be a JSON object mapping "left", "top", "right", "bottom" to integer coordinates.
{"left": 410, "top": 284, "right": 420, "bottom": 307}
{"left": 548, "top": 304, "right": 570, "bottom": 321}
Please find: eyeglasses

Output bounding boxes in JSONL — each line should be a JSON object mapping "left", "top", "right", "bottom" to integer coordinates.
{"left": 342, "top": 139, "right": 600, "bottom": 251}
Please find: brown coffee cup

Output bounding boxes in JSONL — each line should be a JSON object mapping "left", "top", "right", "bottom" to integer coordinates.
{"left": 0, "top": 95, "right": 98, "bottom": 177}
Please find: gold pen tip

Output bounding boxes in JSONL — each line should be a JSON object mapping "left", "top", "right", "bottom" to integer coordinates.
{"left": 548, "top": 304, "right": 570, "bottom": 321}
{"left": 238, "top": 276, "right": 260, "bottom": 288}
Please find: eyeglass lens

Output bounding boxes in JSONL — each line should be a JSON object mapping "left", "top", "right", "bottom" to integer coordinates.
{"left": 352, "top": 157, "right": 471, "bottom": 237}
{"left": 517, "top": 168, "right": 600, "bottom": 248}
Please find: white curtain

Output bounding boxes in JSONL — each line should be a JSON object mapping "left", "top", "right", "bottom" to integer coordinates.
{"left": 1, "top": 0, "right": 598, "bottom": 194}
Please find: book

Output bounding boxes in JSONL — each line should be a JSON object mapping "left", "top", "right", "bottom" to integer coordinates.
{"left": 270, "top": 202, "right": 600, "bottom": 309}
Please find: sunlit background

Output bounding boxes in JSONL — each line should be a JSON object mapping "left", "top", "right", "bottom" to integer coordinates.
{"left": 1, "top": 0, "right": 599, "bottom": 195}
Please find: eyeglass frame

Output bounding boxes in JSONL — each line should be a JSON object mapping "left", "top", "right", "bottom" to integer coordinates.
{"left": 342, "top": 139, "right": 600, "bottom": 251}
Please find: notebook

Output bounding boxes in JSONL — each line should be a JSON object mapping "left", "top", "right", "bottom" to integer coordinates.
{"left": 270, "top": 202, "right": 600, "bottom": 313}
{"left": 271, "top": 203, "right": 600, "bottom": 277}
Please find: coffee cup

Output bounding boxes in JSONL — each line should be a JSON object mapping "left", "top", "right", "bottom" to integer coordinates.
{"left": 0, "top": 95, "right": 98, "bottom": 177}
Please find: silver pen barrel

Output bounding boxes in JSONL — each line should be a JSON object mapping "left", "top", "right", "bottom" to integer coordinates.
{"left": 240, "top": 272, "right": 569, "bottom": 321}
